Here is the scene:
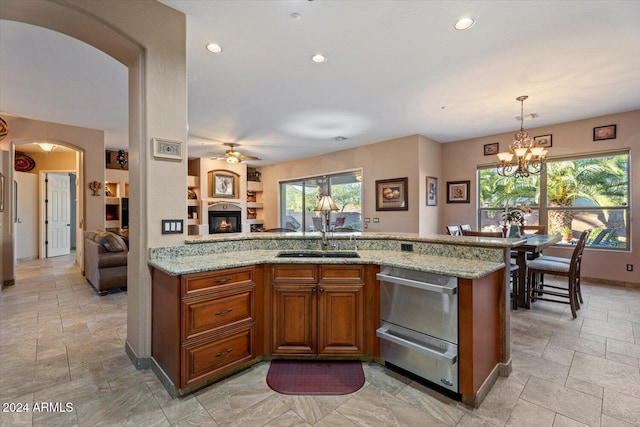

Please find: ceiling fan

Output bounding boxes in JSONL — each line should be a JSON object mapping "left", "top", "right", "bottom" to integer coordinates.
{"left": 211, "top": 143, "right": 260, "bottom": 164}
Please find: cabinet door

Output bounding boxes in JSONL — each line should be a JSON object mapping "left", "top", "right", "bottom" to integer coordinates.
{"left": 272, "top": 284, "right": 317, "bottom": 354}
{"left": 318, "top": 284, "right": 364, "bottom": 355}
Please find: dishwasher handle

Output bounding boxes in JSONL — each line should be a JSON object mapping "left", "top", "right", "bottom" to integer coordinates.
{"left": 376, "top": 326, "right": 457, "bottom": 365}
{"left": 376, "top": 273, "right": 457, "bottom": 295}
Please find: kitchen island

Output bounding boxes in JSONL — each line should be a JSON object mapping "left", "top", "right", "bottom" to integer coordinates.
{"left": 149, "top": 232, "right": 524, "bottom": 407}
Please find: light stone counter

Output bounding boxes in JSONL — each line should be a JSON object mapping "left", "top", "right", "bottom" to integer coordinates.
{"left": 149, "top": 232, "right": 525, "bottom": 279}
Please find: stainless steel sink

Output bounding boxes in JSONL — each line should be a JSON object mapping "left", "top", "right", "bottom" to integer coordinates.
{"left": 276, "top": 251, "right": 360, "bottom": 258}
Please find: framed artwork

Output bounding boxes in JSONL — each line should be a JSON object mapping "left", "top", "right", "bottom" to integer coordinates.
{"left": 483, "top": 142, "right": 499, "bottom": 156}
{"left": 533, "top": 134, "right": 553, "bottom": 148}
{"left": 0, "top": 172, "right": 4, "bottom": 212}
{"left": 208, "top": 170, "right": 239, "bottom": 198}
{"left": 375, "top": 177, "right": 408, "bottom": 211}
{"left": 152, "top": 138, "right": 183, "bottom": 160}
{"left": 426, "top": 176, "right": 438, "bottom": 206}
{"left": 593, "top": 124, "right": 616, "bottom": 141}
{"left": 446, "top": 180, "right": 470, "bottom": 203}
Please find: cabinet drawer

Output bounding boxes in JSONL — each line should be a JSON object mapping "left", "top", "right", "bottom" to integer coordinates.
{"left": 319, "top": 265, "right": 364, "bottom": 283}
{"left": 272, "top": 265, "right": 318, "bottom": 283}
{"left": 182, "top": 287, "right": 254, "bottom": 342}
{"left": 182, "top": 267, "right": 253, "bottom": 297}
{"left": 181, "top": 326, "right": 253, "bottom": 388}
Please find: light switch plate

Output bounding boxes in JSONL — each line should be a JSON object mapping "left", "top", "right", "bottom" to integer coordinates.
{"left": 162, "top": 219, "right": 184, "bottom": 234}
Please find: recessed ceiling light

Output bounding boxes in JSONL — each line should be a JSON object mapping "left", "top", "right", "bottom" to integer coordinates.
{"left": 311, "top": 54, "right": 327, "bottom": 63}
{"left": 206, "top": 43, "right": 223, "bottom": 53}
{"left": 291, "top": 12, "right": 301, "bottom": 20}
{"left": 454, "top": 17, "right": 475, "bottom": 30}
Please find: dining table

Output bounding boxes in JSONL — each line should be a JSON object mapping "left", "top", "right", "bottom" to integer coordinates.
{"left": 511, "top": 233, "right": 562, "bottom": 308}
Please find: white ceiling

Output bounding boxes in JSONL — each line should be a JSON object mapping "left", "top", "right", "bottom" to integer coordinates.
{"left": 1, "top": 1, "right": 639, "bottom": 165}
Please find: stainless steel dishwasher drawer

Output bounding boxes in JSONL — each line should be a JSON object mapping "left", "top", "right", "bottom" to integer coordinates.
{"left": 378, "top": 269, "right": 458, "bottom": 344}
{"left": 377, "top": 322, "right": 458, "bottom": 393}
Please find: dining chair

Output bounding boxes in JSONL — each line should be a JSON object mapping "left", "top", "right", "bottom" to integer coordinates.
{"left": 526, "top": 229, "right": 590, "bottom": 318}
{"left": 461, "top": 230, "right": 503, "bottom": 237}
{"left": 459, "top": 224, "right": 471, "bottom": 232}
{"left": 446, "top": 225, "right": 462, "bottom": 236}
{"left": 535, "top": 229, "right": 590, "bottom": 305}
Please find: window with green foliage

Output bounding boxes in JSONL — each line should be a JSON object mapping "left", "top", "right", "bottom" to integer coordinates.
{"left": 279, "top": 170, "right": 362, "bottom": 232}
{"left": 478, "top": 151, "right": 630, "bottom": 250}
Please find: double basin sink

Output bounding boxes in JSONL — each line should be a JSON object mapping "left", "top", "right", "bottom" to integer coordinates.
{"left": 276, "top": 251, "right": 360, "bottom": 259}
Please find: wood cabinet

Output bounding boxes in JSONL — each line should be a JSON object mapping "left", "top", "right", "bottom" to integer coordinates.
{"left": 152, "top": 266, "right": 260, "bottom": 392}
{"left": 271, "top": 264, "right": 365, "bottom": 356}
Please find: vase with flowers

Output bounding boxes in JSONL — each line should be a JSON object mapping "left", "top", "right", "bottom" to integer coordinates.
{"left": 502, "top": 204, "right": 532, "bottom": 237}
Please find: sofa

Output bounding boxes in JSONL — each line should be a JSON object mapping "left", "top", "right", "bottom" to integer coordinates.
{"left": 84, "top": 230, "right": 128, "bottom": 295}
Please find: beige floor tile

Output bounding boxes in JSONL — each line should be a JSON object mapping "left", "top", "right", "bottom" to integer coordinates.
{"left": 512, "top": 350, "right": 570, "bottom": 385}
{"left": 601, "top": 413, "right": 638, "bottom": 427}
{"left": 542, "top": 343, "right": 575, "bottom": 366}
{"left": 336, "top": 385, "right": 450, "bottom": 427}
{"left": 582, "top": 317, "right": 635, "bottom": 343}
{"left": 505, "top": 398, "right": 555, "bottom": 426}
{"left": 552, "top": 414, "right": 591, "bottom": 426}
{"left": 549, "top": 332, "right": 606, "bottom": 356}
{"left": 603, "top": 389, "right": 640, "bottom": 426}
{"left": 520, "top": 376, "right": 602, "bottom": 427}
{"left": 564, "top": 377, "right": 603, "bottom": 399}
{"left": 569, "top": 352, "right": 640, "bottom": 399}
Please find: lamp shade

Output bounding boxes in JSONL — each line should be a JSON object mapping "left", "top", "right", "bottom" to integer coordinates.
{"left": 314, "top": 195, "right": 338, "bottom": 212}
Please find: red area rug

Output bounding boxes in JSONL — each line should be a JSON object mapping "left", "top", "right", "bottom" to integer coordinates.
{"left": 266, "top": 360, "right": 365, "bottom": 395}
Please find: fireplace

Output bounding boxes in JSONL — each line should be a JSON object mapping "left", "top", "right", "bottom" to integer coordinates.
{"left": 209, "top": 203, "right": 241, "bottom": 234}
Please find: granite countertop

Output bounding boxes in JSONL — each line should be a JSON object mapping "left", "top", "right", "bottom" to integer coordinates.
{"left": 148, "top": 249, "right": 505, "bottom": 280}
{"left": 185, "top": 231, "right": 525, "bottom": 248}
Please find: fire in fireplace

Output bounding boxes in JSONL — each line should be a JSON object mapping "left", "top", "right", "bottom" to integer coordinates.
{"left": 208, "top": 203, "right": 241, "bottom": 234}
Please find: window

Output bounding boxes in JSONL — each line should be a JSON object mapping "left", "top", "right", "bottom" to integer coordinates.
{"left": 479, "top": 151, "right": 630, "bottom": 250}
{"left": 279, "top": 170, "right": 362, "bottom": 232}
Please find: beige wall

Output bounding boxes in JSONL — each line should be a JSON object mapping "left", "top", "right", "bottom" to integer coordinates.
{"left": 441, "top": 109, "right": 640, "bottom": 285}
{"left": 262, "top": 134, "right": 442, "bottom": 234}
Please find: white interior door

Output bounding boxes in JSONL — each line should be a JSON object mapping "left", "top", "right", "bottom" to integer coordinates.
{"left": 46, "top": 173, "right": 71, "bottom": 257}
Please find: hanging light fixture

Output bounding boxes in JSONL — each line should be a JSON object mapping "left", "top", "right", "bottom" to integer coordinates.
{"left": 496, "top": 96, "right": 546, "bottom": 178}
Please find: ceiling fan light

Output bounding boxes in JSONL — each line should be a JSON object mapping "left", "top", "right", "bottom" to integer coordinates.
{"left": 226, "top": 156, "right": 240, "bottom": 164}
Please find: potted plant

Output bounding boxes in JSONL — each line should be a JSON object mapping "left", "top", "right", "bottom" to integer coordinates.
{"left": 562, "top": 226, "right": 573, "bottom": 242}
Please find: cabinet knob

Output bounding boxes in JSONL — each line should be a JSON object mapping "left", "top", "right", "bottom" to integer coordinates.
{"left": 319, "top": 288, "right": 324, "bottom": 293}
{"left": 312, "top": 287, "right": 317, "bottom": 293}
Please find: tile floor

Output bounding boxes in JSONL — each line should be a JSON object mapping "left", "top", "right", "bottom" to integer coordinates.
{"left": 1, "top": 254, "right": 639, "bottom": 426}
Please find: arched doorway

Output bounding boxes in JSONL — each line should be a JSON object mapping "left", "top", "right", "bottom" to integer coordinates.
{"left": 0, "top": 0, "right": 188, "bottom": 364}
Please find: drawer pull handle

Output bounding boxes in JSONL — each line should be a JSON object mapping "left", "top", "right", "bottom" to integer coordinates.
{"left": 214, "top": 308, "right": 233, "bottom": 316}
{"left": 214, "top": 277, "right": 233, "bottom": 284}
{"left": 215, "top": 348, "right": 233, "bottom": 358}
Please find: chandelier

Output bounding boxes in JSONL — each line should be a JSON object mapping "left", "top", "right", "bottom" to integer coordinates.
{"left": 496, "top": 96, "right": 547, "bottom": 178}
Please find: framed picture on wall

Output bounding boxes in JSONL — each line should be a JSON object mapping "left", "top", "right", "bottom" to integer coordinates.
{"left": 483, "top": 142, "right": 499, "bottom": 156}
{"left": 208, "top": 170, "right": 239, "bottom": 198}
{"left": 426, "top": 176, "right": 437, "bottom": 206}
{"left": 375, "top": 177, "right": 408, "bottom": 211}
{"left": 446, "top": 180, "right": 470, "bottom": 203}
{"left": 593, "top": 124, "right": 616, "bottom": 141}
{"left": 533, "top": 134, "right": 552, "bottom": 148}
